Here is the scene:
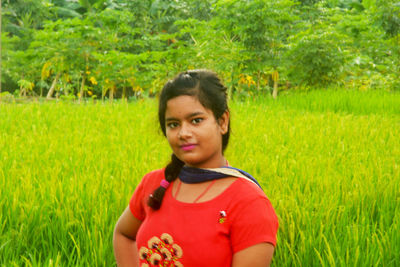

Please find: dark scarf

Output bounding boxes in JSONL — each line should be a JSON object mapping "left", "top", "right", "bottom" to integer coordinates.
{"left": 178, "top": 166, "right": 262, "bottom": 188}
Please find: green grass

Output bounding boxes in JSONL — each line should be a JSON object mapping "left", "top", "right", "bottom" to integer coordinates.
{"left": 1, "top": 90, "right": 399, "bottom": 266}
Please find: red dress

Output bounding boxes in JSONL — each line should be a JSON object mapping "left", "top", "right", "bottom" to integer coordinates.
{"left": 129, "top": 169, "right": 278, "bottom": 267}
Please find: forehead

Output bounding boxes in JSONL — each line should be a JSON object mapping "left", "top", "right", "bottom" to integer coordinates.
{"left": 165, "top": 95, "right": 211, "bottom": 117}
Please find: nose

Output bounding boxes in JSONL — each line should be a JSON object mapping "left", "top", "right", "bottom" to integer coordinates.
{"left": 178, "top": 122, "right": 191, "bottom": 139}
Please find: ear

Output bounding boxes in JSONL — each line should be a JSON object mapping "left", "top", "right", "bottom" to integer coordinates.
{"left": 218, "top": 110, "right": 230, "bottom": 135}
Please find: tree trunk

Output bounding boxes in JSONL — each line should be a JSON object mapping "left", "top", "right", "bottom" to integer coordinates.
{"left": 19, "top": 83, "right": 25, "bottom": 97}
{"left": 46, "top": 72, "right": 61, "bottom": 99}
{"left": 122, "top": 85, "right": 126, "bottom": 101}
{"left": 109, "top": 88, "right": 114, "bottom": 102}
{"left": 79, "top": 75, "right": 85, "bottom": 102}
{"left": 272, "top": 80, "right": 278, "bottom": 99}
{"left": 272, "top": 70, "right": 279, "bottom": 99}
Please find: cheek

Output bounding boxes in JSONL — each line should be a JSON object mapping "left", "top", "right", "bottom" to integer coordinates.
{"left": 165, "top": 131, "right": 176, "bottom": 146}
{"left": 205, "top": 127, "right": 223, "bottom": 143}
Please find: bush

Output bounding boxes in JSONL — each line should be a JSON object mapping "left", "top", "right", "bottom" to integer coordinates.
{"left": 287, "top": 26, "right": 350, "bottom": 86}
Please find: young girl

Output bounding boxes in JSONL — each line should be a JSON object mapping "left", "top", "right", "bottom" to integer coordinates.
{"left": 113, "top": 70, "right": 278, "bottom": 267}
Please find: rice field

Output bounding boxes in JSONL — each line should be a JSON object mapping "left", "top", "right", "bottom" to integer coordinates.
{"left": 1, "top": 89, "right": 399, "bottom": 266}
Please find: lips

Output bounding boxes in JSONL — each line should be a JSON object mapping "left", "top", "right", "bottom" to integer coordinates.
{"left": 181, "top": 144, "right": 196, "bottom": 151}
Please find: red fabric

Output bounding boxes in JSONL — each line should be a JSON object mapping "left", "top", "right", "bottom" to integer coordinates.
{"left": 129, "top": 169, "right": 278, "bottom": 267}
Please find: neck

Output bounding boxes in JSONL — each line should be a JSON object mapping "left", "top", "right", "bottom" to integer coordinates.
{"left": 186, "top": 156, "right": 227, "bottom": 169}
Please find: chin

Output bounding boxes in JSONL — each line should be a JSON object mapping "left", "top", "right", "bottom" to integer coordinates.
{"left": 182, "top": 159, "right": 200, "bottom": 167}
{"left": 181, "top": 157, "right": 204, "bottom": 168}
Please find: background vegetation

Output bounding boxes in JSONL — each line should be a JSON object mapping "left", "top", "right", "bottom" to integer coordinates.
{"left": 1, "top": 0, "right": 400, "bottom": 101}
{"left": 1, "top": 1, "right": 400, "bottom": 266}
{"left": 1, "top": 90, "right": 399, "bottom": 266}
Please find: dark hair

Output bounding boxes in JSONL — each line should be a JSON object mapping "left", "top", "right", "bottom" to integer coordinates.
{"left": 148, "top": 69, "right": 230, "bottom": 210}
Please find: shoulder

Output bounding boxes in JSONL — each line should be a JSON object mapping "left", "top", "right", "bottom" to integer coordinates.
{"left": 142, "top": 168, "right": 165, "bottom": 181}
{"left": 229, "top": 177, "right": 268, "bottom": 202}
{"left": 226, "top": 178, "right": 277, "bottom": 223}
{"left": 129, "top": 168, "right": 165, "bottom": 220}
{"left": 139, "top": 168, "right": 166, "bottom": 191}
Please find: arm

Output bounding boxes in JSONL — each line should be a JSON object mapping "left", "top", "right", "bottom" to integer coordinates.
{"left": 113, "top": 206, "right": 143, "bottom": 267}
{"left": 229, "top": 185, "right": 278, "bottom": 267}
{"left": 232, "top": 243, "right": 275, "bottom": 267}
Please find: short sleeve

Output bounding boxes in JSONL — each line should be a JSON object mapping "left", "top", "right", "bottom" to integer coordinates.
{"left": 230, "top": 195, "right": 279, "bottom": 253}
{"left": 128, "top": 169, "right": 165, "bottom": 221}
{"left": 129, "top": 178, "right": 146, "bottom": 221}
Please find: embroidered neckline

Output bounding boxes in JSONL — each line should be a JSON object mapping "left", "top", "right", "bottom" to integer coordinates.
{"left": 173, "top": 179, "right": 217, "bottom": 203}
{"left": 169, "top": 178, "right": 241, "bottom": 206}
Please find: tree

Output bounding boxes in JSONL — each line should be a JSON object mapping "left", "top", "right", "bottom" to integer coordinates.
{"left": 2, "top": 0, "right": 399, "bottom": 98}
{"left": 287, "top": 25, "right": 350, "bottom": 86}
{"left": 213, "top": 0, "right": 298, "bottom": 96}
{"left": 373, "top": 0, "right": 400, "bottom": 37}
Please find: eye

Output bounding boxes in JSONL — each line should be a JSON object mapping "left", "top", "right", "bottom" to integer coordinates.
{"left": 167, "top": 122, "right": 179, "bottom": 129}
{"left": 192, "top": 117, "right": 203, "bottom": 124}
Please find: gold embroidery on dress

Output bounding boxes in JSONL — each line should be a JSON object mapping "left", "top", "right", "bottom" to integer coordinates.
{"left": 139, "top": 233, "right": 183, "bottom": 266}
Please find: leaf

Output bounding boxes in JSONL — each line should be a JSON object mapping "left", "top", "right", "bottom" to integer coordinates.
{"left": 52, "top": 7, "right": 82, "bottom": 19}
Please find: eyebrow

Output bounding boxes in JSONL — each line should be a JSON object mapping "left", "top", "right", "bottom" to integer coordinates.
{"left": 165, "top": 111, "right": 205, "bottom": 122}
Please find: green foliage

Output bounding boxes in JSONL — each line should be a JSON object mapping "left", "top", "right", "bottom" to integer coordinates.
{"left": 214, "top": 0, "right": 297, "bottom": 82}
{"left": 287, "top": 26, "right": 350, "bottom": 86}
{"left": 373, "top": 0, "right": 400, "bottom": 37}
{"left": 2, "top": 0, "right": 51, "bottom": 34}
{"left": 17, "top": 79, "right": 34, "bottom": 90}
{"left": 2, "top": 0, "right": 400, "bottom": 97}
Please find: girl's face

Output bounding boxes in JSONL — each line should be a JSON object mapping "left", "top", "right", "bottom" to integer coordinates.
{"left": 165, "top": 95, "right": 229, "bottom": 168}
